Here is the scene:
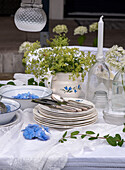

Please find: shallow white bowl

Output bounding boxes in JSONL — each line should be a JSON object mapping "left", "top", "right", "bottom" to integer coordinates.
{"left": 0, "top": 85, "right": 52, "bottom": 110}
{"left": 0, "top": 98, "right": 21, "bottom": 125}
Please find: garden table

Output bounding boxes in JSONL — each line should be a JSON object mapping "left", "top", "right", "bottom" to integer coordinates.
{"left": 0, "top": 46, "right": 125, "bottom": 170}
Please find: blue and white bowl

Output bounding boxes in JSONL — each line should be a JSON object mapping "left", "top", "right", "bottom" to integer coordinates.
{"left": 0, "top": 85, "right": 52, "bottom": 110}
{"left": 0, "top": 98, "right": 21, "bottom": 125}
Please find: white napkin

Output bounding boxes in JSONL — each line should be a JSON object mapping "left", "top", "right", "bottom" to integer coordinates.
{"left": 14, "top": 73, "right": 36, "bottom": 85}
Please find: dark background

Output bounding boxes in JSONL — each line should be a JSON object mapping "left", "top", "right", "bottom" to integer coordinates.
{"left": 64, "top": 0, "right": 125, "bottom": 19}
{"left": 0, "top": 0, "right": 125, "bottom": 19}
{"left": 0, "top": 0, "right": 21, "bottom": 16}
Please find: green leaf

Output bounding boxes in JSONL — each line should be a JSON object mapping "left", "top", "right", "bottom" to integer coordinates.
{"left": 81, "top": 134, "right": 86, "bottom": 139}
{"left": 114, "top": 134, "right": 121, "bottom": 141}
{"left": 123, "top": 127, "right": 125, "bottom": 132}
{"left": 59, "top": 139, "right": 63, "bottom": 143}
{"left": 118, "top": 139, "right": 124, "bottom": 147}
{"left": 106, "top": 136, "right": 117, "bottom": 146}
{"left": 0, "top": 84, "right": 5, "bottom": 87}
{"left": 86, "top": 131, "right": 95, "bottom": 135}
{"left": 28, "top": 78, "right": 38, "bottom": 85}
{"left": 7, "top": 81, "right": 16, "bottom": 85}
{"left": 39, "top": 81, "right": 45, "bottom": 87}
{"left": 71, "top": 136, "right": 77, "bottom": 139}
{"left": 88, "top": 137, "right": 98, "bottom": 140}
{"left": 71, "top": 131, "right": 79, "bottom": 136}
{"left": 103, "top": 134, "right": 109, "bottom": 138}
{"left": 96, "top": 133, "right": 99, "bottom": 137}
{"left": 88, "top": 133, "right": 99, "bottom": 140}
{"left": 63, "top": 139, "right": 67, "bottom": 141}
{"left": 63, "top": 131, "right": 67, "bottom": 138}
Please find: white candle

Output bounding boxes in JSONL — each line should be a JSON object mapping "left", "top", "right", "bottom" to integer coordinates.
{"left": 97, "top": 16, "right": 104, "bottom": 59}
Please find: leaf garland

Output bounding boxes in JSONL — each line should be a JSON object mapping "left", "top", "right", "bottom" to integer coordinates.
{"left": 59, "top": 124, "right": 125, "bottom": 147}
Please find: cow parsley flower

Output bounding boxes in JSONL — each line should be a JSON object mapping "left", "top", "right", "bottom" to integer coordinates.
{"left": 74, "top": 26, "right": 88, "bottom": 35}
{"left": 89, "top": 22, "right": 98, "bottom": 32}
{"left": 74, "top": 26, "right": 88, "bottom": 46}
{"left": 89, "top": 22, "right": 98, "bottom": 47}
{"left": 53, "top": 25, "right": 68, "bottom": 34}
{"left": 19, "top": 41, "right": 33, "bottom": 53}
{"left": 105, "top": 45, "right": 125, "bottom": 71}
{"left": 47, "top": 25, "right": 69, "bottom": 47}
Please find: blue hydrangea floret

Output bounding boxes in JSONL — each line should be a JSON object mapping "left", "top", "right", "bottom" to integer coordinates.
{"left": 22, "top": 124, "right": 50, "bottom": 141}
{"left": 13, "top": 92, "right": 39, "bottom": 99}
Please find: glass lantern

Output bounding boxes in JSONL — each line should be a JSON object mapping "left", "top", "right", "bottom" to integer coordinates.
{"left": 14, "top": 0, "right": 47, "bottom": 32}
{"left": 86, "top": 56, "right": 110, "bottom": 109}
{"left": 111, "top": 68, "right": 125, "bottom": 112}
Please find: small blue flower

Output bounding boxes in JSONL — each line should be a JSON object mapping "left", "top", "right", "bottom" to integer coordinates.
{"left": 64, "top": 86, "right": 68, "bottom": 90}
{"left": 78, "top": 85, "right": 81, "bottom": 89}
{"left": 74, "top": 89, "right": 77, "bottom": 93}
{"left": 22, "top": 124, "right": 50, "bottom": 141}
{"left": 69, "top": 86, "right": 72, "bottom": 91}
{"left": 36, "top": 129, "right": 49, "bottom": 141}
{"left": 27, "top": 124, "right": 41, "bottom": 132}
{"left": 42, "top": 125, "right": 50, "bottom": 133}
{"left": 23, "top": 128, "right": 36, "bottom": 140}
{"left": 13, "top": 92, "right": 39, "bottom": 99}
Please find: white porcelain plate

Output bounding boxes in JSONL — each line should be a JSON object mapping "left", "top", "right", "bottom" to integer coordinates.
{"left": 34, "top": 117, "right": 98, "bottom": 129}
{"left": 33, "top": 98, "right": 98, "bottom": 129}
{"left": 37, "top": 98, "right": 95, "bottom": 118}
{"left": 34, "top": 114, "right": 98, "bottom": 126}
{"left": 34, "top": 106, "right": 97, "bottom": 121}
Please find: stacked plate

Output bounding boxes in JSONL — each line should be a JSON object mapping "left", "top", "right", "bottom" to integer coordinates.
{"left": 33, "top": 98, "right": 98, "bottom": 129}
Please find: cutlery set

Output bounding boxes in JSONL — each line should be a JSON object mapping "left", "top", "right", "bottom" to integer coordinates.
{"left": 32, "top": 94, "right": 98, "bottom": 129}
{"left": 32, "top": 94, "right": 93, "bottom": 112}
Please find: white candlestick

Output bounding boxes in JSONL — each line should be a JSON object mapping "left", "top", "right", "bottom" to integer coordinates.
{"left": 97, "top": 16, "right": 104, "bottom": 59}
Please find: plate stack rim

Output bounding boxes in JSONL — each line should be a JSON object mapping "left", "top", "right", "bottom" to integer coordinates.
{"left": 33, "top": 98, "right": 98, "bottom": 129}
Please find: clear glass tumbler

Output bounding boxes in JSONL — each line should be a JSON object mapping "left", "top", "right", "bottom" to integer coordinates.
{"left": 112, "top": 68, "right": 125, "bottom": 112}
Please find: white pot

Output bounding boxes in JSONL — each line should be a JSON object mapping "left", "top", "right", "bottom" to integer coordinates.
{"left": 51, "top": 73, "right": 82, "bottom": 98}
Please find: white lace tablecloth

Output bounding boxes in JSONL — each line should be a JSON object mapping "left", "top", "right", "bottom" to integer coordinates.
{"left": 0, "top": 46, "right": 124, "bottom": 170}
{"left": 0, "top": 108, "right": 125, "bottom": 170}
